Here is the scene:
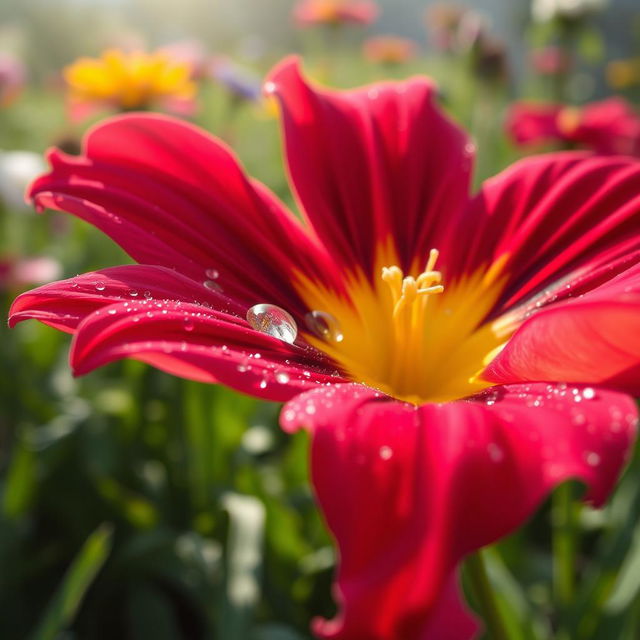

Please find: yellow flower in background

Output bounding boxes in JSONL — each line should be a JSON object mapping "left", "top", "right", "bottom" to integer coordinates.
{"left": 607, "top": 58, "right": 640, "bottom": 90}
{"left": 64, "top": 50, "right": 197, "bottom": 121}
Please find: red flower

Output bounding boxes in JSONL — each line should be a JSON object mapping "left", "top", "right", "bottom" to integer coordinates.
{"left": 10, "top": 59, "right": 640, "bottom": 639}
{"left": 293, "top": 0, "right": 379, "bottom": 27}
{"left": 363, "top": 36, "right": 418, "bottom": 65}
{"left": 506, "top": 98, "right": 640, "bottom": 156}
{"left": 530, "top": 46, "right": 572, "bottom": 75}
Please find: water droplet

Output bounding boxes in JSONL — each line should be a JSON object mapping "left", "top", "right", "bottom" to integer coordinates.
{"left": 184, "top": 318, "right": 194, "bottom": 332}
{"left": 95, "top": 281, "right": 106, "bottom": 291}
{"left": 246, "top": 304, "right": 297, "bottom": 344}
{"left": 379, "top": 446, "right": 393, "bottom": 460}
{"left": 305, "top": 403, "right": 316, "bottom": 415}
{"left": 487, "top": 442, "right": 504, "bottom": 462}
{"left": 205, "top": 268, "right": 220, "bottom": 280}
{"left": 107, "top": 308, "right": 118, "bottom": 315}
{"left": 143, "top": 290, "right": 152, "bottom": 299}
{"left": 275, "top": 371, "right": 290, "bottom": 384}
{"left": 585, "top": 451, "right": 601, "bottom": 467}
{"left": 128, "top": 289, "right": 139, "bottom": 297}
{"left": 305, "top": 310, "right": 344, "bottom": 343}
{"left": 582, "top": 387, "right": 596, "bottom": 400}
{"left": 204, "top": 280, "right": 223, "bottom": 292}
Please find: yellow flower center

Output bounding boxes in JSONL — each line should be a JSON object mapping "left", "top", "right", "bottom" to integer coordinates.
{"left": 295, "top": 247, "right": 512, "bottom": 404}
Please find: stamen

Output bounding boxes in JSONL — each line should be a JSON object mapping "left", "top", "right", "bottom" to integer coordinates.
{"left": 381, "top": 266, "right": 403, "bottom": 305}
{"left": 382, "top": 249, "right": 444, "bottom": 318}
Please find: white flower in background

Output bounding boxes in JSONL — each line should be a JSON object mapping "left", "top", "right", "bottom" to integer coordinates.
{"left": 532, "top": 0, "right": 607, "bottom": 22}
{"left": 0, "top": 150, "right": 46, "bottom": 210}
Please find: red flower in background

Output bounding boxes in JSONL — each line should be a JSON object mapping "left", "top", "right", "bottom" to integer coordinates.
{"left": 10, "top": 59, "right": 640, "bottom": 639}
{"left": 530, "top": 46, "right": 572, "bottom": 75}
{"left": 363, "top": 36, "right": 418, "bottom": 65}
{"left": 0, "top": 53, "right": 26, "bottom": 108}
{"left": 293, "top": 0, "right": 379, "bottom": 27}
{"left": 507, "top": 98, "right": 640, "bottom": 156}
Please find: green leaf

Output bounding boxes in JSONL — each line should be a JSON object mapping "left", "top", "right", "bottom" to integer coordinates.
{"left": 2, "top": 436, "right": 37, "bottom": 519}
{"left": 29, "top": 523, "right": 113, "bottom": 640}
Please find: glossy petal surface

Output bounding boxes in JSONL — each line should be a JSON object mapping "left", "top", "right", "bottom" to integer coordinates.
{"left": 268, "top": 58, "right": 472, "bottom": 276}
{"left": 484, "top": 263, "right": 640, "bottom": 395}
{"left": 29, "top": 114, "right": 341, "bottom": 316}
{"left": 282, "top": 383, "right": 637, "bottom": 640}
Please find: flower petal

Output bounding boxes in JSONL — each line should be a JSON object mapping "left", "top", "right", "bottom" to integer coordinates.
{"left": 484, "top": 263, "right": 640, "bottom": 394}
{"left": 9, "top": 264, "right": 345, "bottom": 400}
{"left": 69, "top": 298, "right": 343, "bottom": 401}
{"left": 9, "top": 265, "right": 245, "bottom": 333}
{"left": 267, "top": 57, "right": 472, "bottom": 276}
{"left": 505, "top": 102, "right": 562, "bottom": 147}
{"left": 29, "top": 113, "right": 341, "bottom": 317}
{"left": 459, "top": 153, "right": 640, "bottom": 312}
{"left": 281, "top": 383, "right": 637, "bottom": 640}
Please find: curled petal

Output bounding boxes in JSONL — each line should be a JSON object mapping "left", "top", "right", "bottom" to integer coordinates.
{"left": 70, "top": 299, "right": 343, "bottom": 401}
{"left": 281, "top": 383, "right": 637, "bottom": 639}
{"left": 484, "top": 263, "right": 640, "bottom": 395}
{"left": 9, "top": 265, "right": 245, "bottom": 333}
{"left": 267, "top": 57, "right": 472, "bottom": 276}
{"left": 459, "top": 153, "right": 640, "bottom": 313}
{"left": 29, "top": 114, "right": 341, "bottom": 316}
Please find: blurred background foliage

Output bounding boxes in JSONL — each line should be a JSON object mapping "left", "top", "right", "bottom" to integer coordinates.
{"left": 1, "top": 0, "right": 640, "bottom": 639}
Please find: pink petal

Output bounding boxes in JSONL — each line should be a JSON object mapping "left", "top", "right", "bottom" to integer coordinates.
{"left": 29, "top": 114, "right": 342, "bottom": 317}
{"left": 282, "top": 383, "right": 637, "bottom": 640}
{"left": 267, "top": 57, "right": 472, "bottom": 277}
{"left": 484, "top": 263, "right": 640, "bottom": 395}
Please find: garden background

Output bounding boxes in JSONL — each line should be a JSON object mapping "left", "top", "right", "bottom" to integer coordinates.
{"left": 1, "top": 1, "right": 640, "bottom": 639}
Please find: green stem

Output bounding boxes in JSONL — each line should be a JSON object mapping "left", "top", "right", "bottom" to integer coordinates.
{"left": 466, "top": 550, "right": 510, "bottom": 640}
{"left": 553, "top": 482, "right": 577, "bottom": 606}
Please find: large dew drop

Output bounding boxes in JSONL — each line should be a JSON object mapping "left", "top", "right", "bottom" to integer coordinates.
{"left": 246, "top": 304, "right": 297, "bottom": 344}
{"left": 305, "top": 310, "right": 344, "bottom": 343}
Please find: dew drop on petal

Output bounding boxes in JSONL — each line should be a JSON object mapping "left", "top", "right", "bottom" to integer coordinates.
{"left": 305, "top": 310, "right": 344, "bottom": 343}
{"left": 205, "top": 268, "right": 220, "bottom": 280}
{"left": 246, "top": 304, "right": 297, "bottom": 344}
{"left": 107, "top": 308, "right": 118, "bottom": 315}
{"left": 487, "top": 442, "right": 504, "bottom": 462}
{"left": 379, "top": 445, "right": 393, "bottom": 460}
{"left": 585, "top": 451, "right": 601, "bottom": 467}
{"left": 95, "top": 281, "right": 106, "bottom": 291}
{"left": 275, "top": 371, "right": 290, "bottom": 384}
{"left": 128, "top": 289, "right": 139, "bottom": 297}
{"left": 204, "top": 280, "right": 223, "bottom": 292}
{"left": 582, "top": 387, "right": 596, "bottom": 400}
{"left": 143, "top": 290, "right": 152, "bottom": 299}
{"left": 183, "top": 318, "right": 194, "bottom": 332}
